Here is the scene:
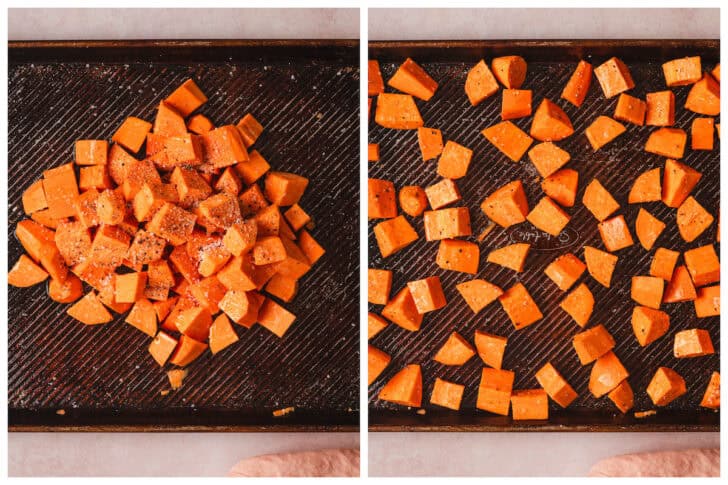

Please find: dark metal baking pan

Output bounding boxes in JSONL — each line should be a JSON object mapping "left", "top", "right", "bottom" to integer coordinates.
{"left": 9, "top": 40, "right": 359, "bottom": 431}
{"left": 368, "top": 40, "right": 719, "bottom": 431}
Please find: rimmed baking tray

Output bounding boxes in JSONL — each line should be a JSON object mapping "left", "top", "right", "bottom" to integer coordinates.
{"left": 9, "top": 40, "right": 359, "bottom": 432}
{"left": 368, "top": 40, "right": 719, "bottom": 431}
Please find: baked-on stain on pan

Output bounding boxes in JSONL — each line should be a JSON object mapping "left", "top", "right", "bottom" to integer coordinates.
{"left": 368, "top": 40, "right": 719, "bottom": 431}
{"left": 9, "top": 40, "right": 359, "bottom": 431}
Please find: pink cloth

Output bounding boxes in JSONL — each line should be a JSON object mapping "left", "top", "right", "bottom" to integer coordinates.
{"left": 227, "top": 448, "right": 359, "bottom": 477}
{"left": 589, "top": 448, "right": 719, "bottom": 477}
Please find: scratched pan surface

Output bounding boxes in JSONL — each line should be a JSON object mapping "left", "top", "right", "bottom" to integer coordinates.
{"left": 8, "top": 41, "right": 359, "bottom": 431}
{"left": 368, "top": 41, "right": 719, "bottom": 431}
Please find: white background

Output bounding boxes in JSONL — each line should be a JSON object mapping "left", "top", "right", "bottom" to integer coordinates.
{"left": 7, "top": 6, "right": 721, "bottom": 478}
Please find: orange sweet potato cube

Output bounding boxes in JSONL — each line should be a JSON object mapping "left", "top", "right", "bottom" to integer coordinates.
{"left": 647, "top": 367, "right": 686, "bottom": 406}
{"left": 115, "top": 271, "right": 147, "bottom": 303}
{"left": 691, "top": 117, "right": 715, "bottom": 150}
{"left": 218, "top": 290, "right": 262, "bottom": 328}
{"left": 388, "top": 57, "right": 438, "bottom": 101}
{"left": 22, "top": 180, "right": 47, "bottom": 215}
{"left": 176, "top": 306, "right": 213, "bottom": 341}
{"left": 164, "top": 78, "right": 208, "bottom": 117}
{"left": 635, "top": 208, "right": 665, "bottom": 251}
{"left": 526, "top": 196, "right": 570, "bottom": 236}
{"left": 208, "top": 314, "right": 239, "bottom": 355}
{"left": 112, "top": 118, "right": 152, "bottom": 153}
{"left": 573, "top": 324, "right": 615, "bottom": 365}
{"left": 530, "top": 98, "right": 574, "bottom": 142}
{"left": 677, "top": 196, "right": 713, "bottom": 243}
{"left": 368, "top": 268, "right": 393, "bottom": 305}
{"left": 75, "top": 139, "right": 109, "bottom": 166}
{"left": 425, "top": 178, "right": 461, "bottom": 210}
{"left": 559, "top": 283, "right": 594, "bottom": 327}
{"left": 589, "top": 351, "right": 629, "bottom": 398}
{"left": 283, "top": 204, "right": 311, "bottom": 231}
{"left": 614, "top": 93, "right": 646, "bottom": 125}
{"left": 662, "top": 158, "right": 701, "bottom": 207}
{"left": 594, "top": 57, "right": 634, "bottom": 98}
{"left": 375, "top": 93, "right": 424, "bottom": 129}
{"left": 650, "top": 248, "right": 680, "bottom": 281}
{"left": 685, "top": 73, "right": 720, "bottom": 115}
{"left": 423, "top": 207, "right": 471, "bottom": 241}
{"left": 436, "top": 239, "right": 479, "bottom": 274}
{"left": 684, "top": 244, "right": 720, "bottom": 287}
{"left": 214, "top": 167, "right": 243, "bottom": 196}
{"left": 235, "top": 150, "right": 270, "bottom": 186}
{"left": 501, "top": 89, "right": 532, "bottom": 120}
{"left": 584, "top": 115, "right": 626, "bottom": 151}
{"left": 147, "top": 202, "right": 197, "bottom": 246}
{"left": 368, "top": 345, "right": 391, "bottom": 385}
{"left": 429, "top": 378, "right": 465, "bottom": 411}
{"left": 492, "top": 56, "right": 527, "bottom": 89}
{"left": 535, "top": 363, "right": 578, "bottom": 408}
{"left": 629, "top": 167, "right": 662, "bottom": 204}
{"left": 486, "top": 243, "right": 529, "bottom": 272}
{"left": 599, "top": 215, "right": 634, "bottom": 252}
{"left": 631, "top": 276, "right": 665, "bottom": 310}
{"left": 125, "top": 298, "right": 157, "bottom": 337}
{"left": 582, "top": 178, "right": 619, "bottom": 222}
{"left": 381, "top": 287, "right": 422, "bottom": 331}
{"left": 481, "top": 121, "right": 533, "bottom": 162}
{"left": 265, "top": 274, "right": 298, "bottom": 303}
{"left": 186, "top": 113, "right": 214, "bottom": 135}
{"left": 378, "top": 364, "right": 422, "bottom": 407}
{"left": 527, "top": 142, "right": 570, "bottom": 178}
{"left": 544, "top": 253, "right": 586, "bottom": 291}
{"left": 561, "top": 60, "right": 593, "bottom": 107}
{"left": 265, "top": 171, "right": 309, "bottom": 207}
{"left": 90, "top": 225, "right": 131, "bottom": 268}
{"left": 645, "top": 128, "right": 687, "bottom": 159}
{"left": 674, "top": 328, "right": 715, "bottom": 358}
{"left": 196, "top": 192, "right": 242, "bottom": 230}
{"left": 417, "top": 127, "right": 444, "bottom": 161}
{"left": 700, "top": 371, "right": 720, "bottom": 409}
{"left": 79, "top": 165, "right": 112, "bottom": 191}
{"left": 126, "top": 229, "right": 166, "bottom": 267}
{"left": 43, "top": 163, "right": 79, "bottom": 220}
{"left": 480, "top": 180, "right": 529, "bottom": 228}
{"left": 437, "top": 141, "right": 473, "bottom": 179}
{"left": 645, "top": 91, "right": 675, "bottom": 126}
{"left": 368, "top": 60, "right": 385, "bottom": 96}
{"left": 541, "top": 169, "right": 578, "bottom": 207}
{"left": 433, "top": 331, "right": 475, "bottom": 366}
{"left": 54, "top": 220, "right": 92, "bottom": 267}
{"left": 121, "top": 159, "right": 162, "bottom": 201}
{"left": 297, "top": 229, "right": 325, "bottom": 265}
{"left": 169, "top": 335, "right": 208, "bottom": 367}
{"left": 367, "top": 313, "right": 388, "bottom": 340}
{"left": 373, "top": 215, "right": 418, "bottom": 258}
{"left": 222, "top": 220, "right": 257, "bottom": 257}
{"left": 474, "top": 330, "right": 508, "bottom": 369}
{"left": 236, "top": 113, "right": 264, "bottom": 147}
{"left": 465, "top": 59, "right": 500, "bottom": 106}
{"left": 148, "top": 331, "right": 178, "bottom": 366}
{"left": 694, "top": 285, "right": 720, "bottom": 318}
{"left": 632, "top": 306, "right": 670, "bottom": 346}
{"left": 368, "top": 178, "right": 397, "bottom": 219}
{"left": 477, "top": 368, "right": 514, "bottom": 416}
{"left": 511, "top": 389, "right": 549, "bottom": 420}
{"left": 200, "top": 125, "right": 248, "bottom": 168}
{"left": 498, "top": 282, "right": 542, "bottom": 330}
{"left": 662, "top": 56, "right": 702, "bottom": 86}
{"left": 456, "top": 279, "right": 503, "bottom": 314}
{"left": 608, "top": 380, "right": 634, "bottom": 413}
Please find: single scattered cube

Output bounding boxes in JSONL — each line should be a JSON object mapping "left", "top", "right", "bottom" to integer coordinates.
{"left": 535, "top": 362, "right": 578, "bottom": 408}
{"left": 430, "top": 378, "right": 465, "bottom": 411}
{"left": 650, "top": 248, "right": 680, "bottom": 281}
{"left": 527, "top": 141, "right": 571, "bottom": 178}
{"left": 423, "top": 207, "right": 472, "bottom": 241}
{"left": 694, "top": 285, "right": 720, "bottom": 318}
{"left": 684, "top": 245, "right": 720, "bottom": 287}
{"left": 236, "top": 113, "right": 264, "bottom": 147}
{"left": 498, "top": 282, "right": 542, "bottom": 330}
{"left": 594, "top": 57, "right": 635, "bottom": 98}
{"left": 368, "top": 269, "right": 393, "bottom": 306}
{"left": 631, "top": 306, "right": 670, "bottom": 347}
{"left": 368, "top": 178, "right": 398, "bottom": 219}
{"left": 381, "top": 287, "right": 422, "bottom": 332}
{"left": 481, "top": 121, "right": 533, "bottom": 162}
{"left": 436, "top": 239, "right": 479, "bottom": 274}
{"left": 614, "top": 93, "right": 646, "bottom": 125}
{"left": 584, "top": 115, "right": 626, "bottom": 151}
{"left": 526, "top": 196, "right": 570, "bottom": 236}
{"left": 437, "top": 141, "right": 473, "bottom": 179}
{"left": 115, "top": 271, "right": 148, "bottom": 304}
{"left": 674, "top": 328, "right": 715, "bottom": 358}
{"left": 474, "top": 330, "right": 508, "bottom": 369}
{"left": 662, "top": 56, "right": 702, "bottom": 86}
{"left": 425, "top": 178, "right": 461, "bottom": 209}
{"left": 75, "top": 139, "right": 109, "bottom": 165}
{"left": 645, "top": 91, "right": 675, "bottom": 126}
{"left": 480, "top": 180, "right": 529, "bottom": 228}
{"left": 476, "top": 368, "right": 515, "bottom": 416}
{"left": 647, "top": 367, "right": 687, "bottom": 406}
{"left": 544, "top": 253, "right": 586, "bottom": 291}
{"left": 573, "top": 324, "right": 615, "bottom": 365}
{"left": 599, "top": 215, "right": 634, "bottom": 252}
{"left": 164, "top": 78, "right": 208, "bottom": 117}
{"left": 511, "top": 389, "right": 549, "bottom": 420}
{"left": 582, "top": 178, "right": 620, "bottom": 222}
{"left": 373, "top": 215, "right": 418, "bottom": 258}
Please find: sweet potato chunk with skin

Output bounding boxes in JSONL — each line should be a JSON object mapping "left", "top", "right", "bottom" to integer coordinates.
{"left": 561, "top": 60, "right": 592, "bottom": 107}
{"left": 632, "top": 305, "right": 670, "bottom": 347}
{"left": 368, "top": 345, "right": 391, "bottom": 385}
{"left": 662, "top": 56, "right": 702, "bottom": 86}
{"left": 164, "top": 78, "right": 207, "bottom": 117}
{"left": 8, "top": 254, "right": 49, "bottom": 288}
{"left": 589, "top": 351, "right": 629, "bottom": 398}
{"left": 368, "top": 60, "right": 384, "bottom": 96}
{"left": 423, "top": 207, "right": 471, "bottom": 241}
{"left": 535, "top": 362, "right": 578, "bottom": 408}
{"left": 674, "top": 329, "right": 715, "bottom": 358}
{"left": 691, "top": 117, "right": 715, "bottom": 150}
{"left": 67, "top": 291, "right": 113, "bottom": 325}
{"left": 407, "top": 276, "right": 446, "bottom": 314}
{"left": 481, "top": 121, "right": 534, "bottom": 162}
{"left": 368, "top": 268, "right": 393, "bottom": 306}
{"left": 474, "top": 331, "right": 507, "bottom": 369}
{"left": 486, "top": 243, "right": 530, "bottom": 272}
{"left": 647, "top": 367, "right": 686, "bottom": 406}
{"left": 583, "top": 178, "right": 619, "bottom": 222}
{"left": 382, "top": 287, "right": 422, "bottom": 331}
{"left": 498, "top": 282, "right": 542, "bottom": 330}
{"left": 684, "top": 244, "right": 720, "bottom": 287}
{"left": 646, "top": 128, "right": 687, "bottom": 159}
{"left": 650, "top": 248, "right": 680, "bottom": 281}
{"left": 436, "top": 239, "right": 479, "bottom": 274}
{"left": 379, "top": 364, "right": 422, "bottom": 407}
{"left": 480, "top": 180, "right": 529, "bottom": 228}
{"left": 700, "top": 372, "right": 720, "bottom": 409}
{"left": 608, "top": 380, "right": 634, "bottom": 413}
{"left": 645, "top": 91, "right": 675, "bottom": 126}
{"left": 430, "top": 378, "right": 465, "bottom": 411}
{"left": 375, "top": 93, "right": 424, "bottom": 129}
{"left": 527, "top": 197, "right": 570, "bottom": 236}
{"left": 492, "top": 56, "right": 527, "bottom": 89}
{"left": 388, "top": 57, "right": 438, "bottom": 101}
{"left": 367, "top": 313, "right": 388, "bottom": 340}
{"left": 685, "top": 73, "right": 720, "bottom": 116}
{"left": 614, "top": 93, "right": 646, "bottom": 125}
{"left": 417, "top": 127, "right": 444, "bottom": 161}
{"left": 662, "top": 159, "right": 702, "bottom": 208}
{"left": 599, "top": 215, "right": 635, "bottom": 252}
{"left": 634, "top": 208, "right": 665, "bottom": 251}
{"left": 399, "top": 186, "right": 428, "bottom": 217}
{"left": 530, "top": 99, "right": 574, "bottom": 141}
{"left": 544, "top": 253, "right": 586, "bottom": 291}
{"left": 465, "top": 59, "right": 500, "bottom": 106}
{"left": 677, "top": 196, "right": 713, "bottom": 243}
{"left": 437, "top": 141, "right": 473, "bottom": 179}
{"left": 629, "top": 167, "right": 662, "bottom": 204}
{"left": 456, "top": 279, "right": 503, "bottom": 313}
{"left": 541, "top": 169, "right": 578, "bottom": 207}
{"left": 528, "top": 142, "right": 570, "bottom": 178}
{"left": 559, "top": 283, "right": 594, "bottom": 327}
{"left": 631, "top": 276, "right": 664, "bottom": 310}
{"left": 148, "top": 331, "right": 178, "bottom": 366}
{"left": 433, "top": 332, "right": 475, "bottom": 366}
{"left": 594, "top": 57, "right": 634, "bottom": 98}
{"left": 694, "top": 285, "right": 720, "bottom": 318}
{"left": 477, "top": 368, "right": 515, "bottom": 416}
{"left": 584, "top": 116, "right": 626, "bottom": 151}
{"left": 573, "top": 324, "right": 615, "bottom": 365}
{"left": 511, "top": 389, "right": 549, "bottom": 420}
{"left": 373, "top": 215, "right": 418, "bottom": 258}
{"left": 584, "top": 246, "right": 617, "bottom": 288}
